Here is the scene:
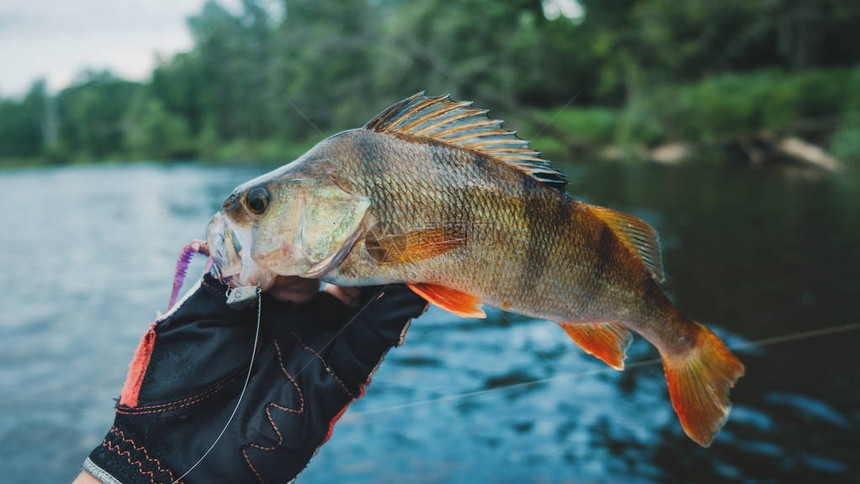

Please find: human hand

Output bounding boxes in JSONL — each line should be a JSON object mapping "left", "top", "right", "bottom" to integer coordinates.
{"left": 268, "top": 275, "right": 360, "bottom": 308}
{"left": 82, "top": 274, "right": 427, "bottom": 483}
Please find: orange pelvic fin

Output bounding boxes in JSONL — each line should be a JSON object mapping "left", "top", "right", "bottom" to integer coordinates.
{"left": 587, "top": 204, "right": 664, "bottom": 282}
{"left": 407, "top": 283, "right": 486, "bottom": 318}
{"left": 559, "top": 321, "right": 633, "bottom": 370}
{"left": 366, "top": 225, "right": 467, "bottom": 265}
{"left": 662, "top": 322, "right": 745, "bottom": 447}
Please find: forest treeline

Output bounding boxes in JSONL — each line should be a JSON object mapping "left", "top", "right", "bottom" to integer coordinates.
{"left": 1, "top": 0, "right": 859, "bottom": 165}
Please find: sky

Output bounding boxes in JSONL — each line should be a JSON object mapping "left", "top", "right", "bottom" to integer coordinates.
{"left": 0, "top": 0, "right": 582, "bottom": 98}
{"left": 0, "top": 0, "right": 244, "bottom": 96}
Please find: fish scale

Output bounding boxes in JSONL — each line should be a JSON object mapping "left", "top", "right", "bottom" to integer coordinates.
{"left": 329, "top": 132, "right": 562, "bottom": 311}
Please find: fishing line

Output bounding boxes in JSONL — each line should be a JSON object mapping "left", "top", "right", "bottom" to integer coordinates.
{"left": 171, "top": 287, "right": 262, "bottom": 484}
{"left": 531, "top": 89, "right": 583, "bottom": 138}
{"left": 723, "top": 322, "right": 860, "bottom": 350}
{"left": 347, "top": 322, "right": 860, "bottom": 418}
{"left": 499, "top": 311, "right": 559, "bottom": 369}
{"left": 291, "top": 284, "right": 391, "bottom": 378}
{"left": 283, "top": 95, "right": 325, "bottom": 136}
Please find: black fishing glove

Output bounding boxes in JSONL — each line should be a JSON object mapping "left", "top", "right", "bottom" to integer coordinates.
{"left": 84, "top": 274, "right": 427, "bottom": 483}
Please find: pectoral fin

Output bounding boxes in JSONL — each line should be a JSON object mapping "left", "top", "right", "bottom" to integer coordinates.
{"left": 366, "top": 224, "right": 467, "bottom": 265}
{"left": 407, "top": 283, "right": 486, "bottom": 318}
{"left": 558, "top": 320, "right": 633, "bottom": 370}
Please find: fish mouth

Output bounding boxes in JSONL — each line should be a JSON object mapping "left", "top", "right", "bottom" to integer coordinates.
{"left": 206, "top": 212, "right": 276, "bottom": 290}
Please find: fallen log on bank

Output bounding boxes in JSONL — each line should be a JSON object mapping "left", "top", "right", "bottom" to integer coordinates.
{"left": 590, "top": 134, "right": 845, "bottom": 172}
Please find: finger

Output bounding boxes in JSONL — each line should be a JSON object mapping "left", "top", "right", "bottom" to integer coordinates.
{"left": 323, "top": 284, "right": 361, "bottom": 308}
{"left": 269, "top": 276, "right": 321, "bottom": 303}
{"left": 325, "top": 284, "right": 429, "bottom": 385}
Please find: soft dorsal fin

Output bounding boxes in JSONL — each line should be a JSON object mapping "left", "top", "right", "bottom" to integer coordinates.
{"left": 588, "top": 205, "right": 665, "bottom": 282}
{"left": 365, "top": 92, "right": 567, "bottom": 190}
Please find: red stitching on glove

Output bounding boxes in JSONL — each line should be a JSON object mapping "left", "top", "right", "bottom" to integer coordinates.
{"left": 241, "top": 340, "right": 305, "bottom": 483}
{"left": 115, "top": 382, "right": 226, "bottom": 415}
{"left": 287, "top": 331, "right": 353, "bottom": 398}
{"left": 102, "top": 426, "right": 179, "bottom": 484}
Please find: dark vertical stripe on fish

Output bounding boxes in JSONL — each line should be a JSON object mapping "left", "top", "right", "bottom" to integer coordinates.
{"left": 471, "top": 151, "right": 489, "bottom": 170}
{"left": 353, "top": 133, "right": 387, "bottom": 213}
{"left": 354, "top": 134, "right": 378, "bottom": 187}
{"left": 430, "top": 144, "right": 453, "bottom": 189}
{"left": 588, "top": 222, "right": 618, "bottom": 300}
{"left": 442, "top": 149, "right": 473, "bottom": 269}
{"left": 522, "top": 177, "right": 548, "bottom": 293}
{"left": 429, "top": 144, "right": 456, "bottom": 229}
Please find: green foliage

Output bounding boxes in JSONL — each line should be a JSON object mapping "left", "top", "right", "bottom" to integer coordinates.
{"left": 150, "top": 52, "right": 209, "bottom": 135}
{"left": 622, "top": 68, "right": 860, "bottom": 143}
{"left": 831, "top": 69, "right": 860, "bottom": 164}
{"left": 1, "top": 0, "right": 859, "bottom": 164}
{"left": 57, "top": 71, "right": 140, "bottom": 159}
{"left": 580, "top": 0, "right": 860, "bottom": 96}
{"left": 213, "top": 137, "right": 318, "bottom": 163}
{"left": 0, "top": 82, "right": 46, "bottom": 157}
{"left": 537, "top": 107, "right": 619, "bottom": 144}
{"left": 124, "top": 95, "right": 194, "bottom": 159}
{"left": 830, "top": 112, "right": 860, "bottom": 163}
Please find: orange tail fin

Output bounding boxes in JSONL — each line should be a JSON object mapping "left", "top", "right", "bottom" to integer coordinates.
{"left": 662, "top": 322, "right": 745, "bottom": 447}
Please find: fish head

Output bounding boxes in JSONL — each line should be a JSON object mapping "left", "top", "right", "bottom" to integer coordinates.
{"left": 206, "top": 155, "right": 371, "bottom": 290}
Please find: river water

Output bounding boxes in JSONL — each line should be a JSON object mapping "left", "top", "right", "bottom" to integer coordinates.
{"left": 0, "top": 160, "right": 857, "bottom": 483}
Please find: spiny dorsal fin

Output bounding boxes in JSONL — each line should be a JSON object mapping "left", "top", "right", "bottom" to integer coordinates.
{"left": 365, "top": 92, "right": 567, "bottom": 190}
{"left": 588, "top": 205, "right": 665, "bottom": 282}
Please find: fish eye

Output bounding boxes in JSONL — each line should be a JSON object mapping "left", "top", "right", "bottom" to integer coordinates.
{"left": 245, "top": 186, "right": 270, "bottom": 216}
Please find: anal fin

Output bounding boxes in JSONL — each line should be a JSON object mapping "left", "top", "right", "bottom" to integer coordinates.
{"left": 407, "top": 283, "right": 486, "bottom": 318}
{"left": 559, "top": 321, "right": 633, "bottom": 370}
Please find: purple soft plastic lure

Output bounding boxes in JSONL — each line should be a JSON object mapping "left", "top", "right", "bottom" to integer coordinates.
{"left": 167, "top": 239, "right": 216, "bottom": 311}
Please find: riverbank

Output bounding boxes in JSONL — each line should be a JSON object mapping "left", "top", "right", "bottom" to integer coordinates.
{"left": 529, "top": 67, "right": 860, "bottom": 170}
{"left": 2, "top": 67, "right": 857, "bottom": 171}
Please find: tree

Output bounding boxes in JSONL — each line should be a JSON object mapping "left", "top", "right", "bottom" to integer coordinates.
{"left": 57, "top": 71, "right": 140, "bottom": 159}
{"left": 0, "top": 81, "right": 47, "bottom": 158}
{"left": 124, "top": 94, "right": 193, "bottom": 159}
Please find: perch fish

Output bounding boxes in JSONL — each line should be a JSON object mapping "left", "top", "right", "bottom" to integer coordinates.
{"left": 205, "top": 92, "right": 745, "bottom": 447}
